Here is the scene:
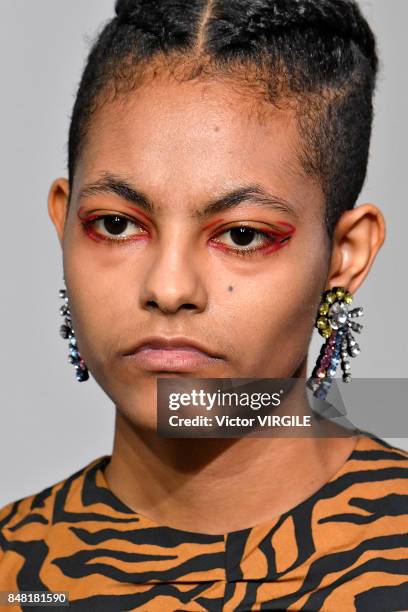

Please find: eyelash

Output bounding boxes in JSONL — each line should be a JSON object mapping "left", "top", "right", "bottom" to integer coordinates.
{"left": 79, "top": 213, "right": 293, "bottom": 257}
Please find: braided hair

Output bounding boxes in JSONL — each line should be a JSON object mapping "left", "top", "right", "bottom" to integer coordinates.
{"left": 67, "top": 0, "right": 378, "bottom": 245}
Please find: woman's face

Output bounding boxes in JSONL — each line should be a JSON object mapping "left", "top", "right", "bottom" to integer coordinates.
{"left": 52, "top": 77, "right": 329, "bottom": 429}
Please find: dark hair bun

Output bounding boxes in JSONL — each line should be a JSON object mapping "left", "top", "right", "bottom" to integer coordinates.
{"left": 114, "top": 0, "right": 136, "bottom": 20}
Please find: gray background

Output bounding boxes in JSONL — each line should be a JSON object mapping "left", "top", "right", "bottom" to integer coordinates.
{"left": 0, "top": 1, "right": 407, "bottom": 507}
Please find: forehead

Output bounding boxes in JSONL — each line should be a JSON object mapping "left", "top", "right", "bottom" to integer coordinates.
{"left": 73, "top": 77, "right": 323, "bottom": 215}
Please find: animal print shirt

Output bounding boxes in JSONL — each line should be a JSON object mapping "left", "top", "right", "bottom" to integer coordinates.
{"left": 1, "top": 433, "right": 408, "bottom": 611}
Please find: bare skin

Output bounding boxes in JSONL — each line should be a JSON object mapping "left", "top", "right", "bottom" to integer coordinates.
{"left": 48, "top": 75, "right": 386, "bottom": 535}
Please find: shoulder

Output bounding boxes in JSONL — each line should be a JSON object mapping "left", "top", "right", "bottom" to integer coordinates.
{"left": 311, "top": 434, "right": 408, "bottom": 607}
{"left": 350, "top": 431, "right": 408, "bottom": 467}
{"left": 342, "top": 431, "right": 408, "bottom": 490}
{"left": 319, "top": 432, "right": 408, "bottom": 524}
{"left": 0, "top": 455, "right": 110, "bottom": 560}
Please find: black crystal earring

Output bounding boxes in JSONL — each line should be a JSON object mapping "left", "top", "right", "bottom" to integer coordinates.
{"left": 59, "top": 279, "right": 89, "bottom": 382}
{"left": 307, "top": 287, "right": 363, "bottom": 400}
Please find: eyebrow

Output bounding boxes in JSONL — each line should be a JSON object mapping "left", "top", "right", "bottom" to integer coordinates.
{"left": 78, "top": 172, "right": 299, "bottom": 220}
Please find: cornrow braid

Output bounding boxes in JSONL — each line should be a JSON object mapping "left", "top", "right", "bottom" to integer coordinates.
{"left": 206, "top": 0, "right": 377, "bottom": 70}
{"left": 67, "top": 0, "right": 379, "bottom": 248}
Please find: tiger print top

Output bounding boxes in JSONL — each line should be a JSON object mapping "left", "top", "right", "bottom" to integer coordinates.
{"left": 1, "top": 432, "right": 408, "bottom": 612}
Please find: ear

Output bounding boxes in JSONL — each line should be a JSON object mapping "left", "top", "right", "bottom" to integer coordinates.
{"left": 47, "top": 178, "right": 70, "bottom": 247}
{"left": 326, "top": 203, "right": 386, "bottom": 294}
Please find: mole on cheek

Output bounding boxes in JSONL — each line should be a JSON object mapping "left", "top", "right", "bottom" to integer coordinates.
{"left": 228, "top": 285, "right": 234, "bottom": 292}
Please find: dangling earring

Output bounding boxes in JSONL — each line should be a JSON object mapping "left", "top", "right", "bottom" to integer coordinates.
{"left": 59, "top": 279, "right": 89, "bottom": 382}
{"left": 307, "top": 287, "right": 363, "bottom": 400}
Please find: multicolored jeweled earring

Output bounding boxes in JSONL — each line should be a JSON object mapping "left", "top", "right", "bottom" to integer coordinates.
{"left": 59, "top": 278, "right": 89, "bottom": 382}
{"left": 306, "top": 287, "right": 363, "bottom": 400}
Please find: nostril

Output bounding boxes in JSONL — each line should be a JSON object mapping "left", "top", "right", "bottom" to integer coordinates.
{"left": 145, "top": 301, "right": 197, "bottom": 313}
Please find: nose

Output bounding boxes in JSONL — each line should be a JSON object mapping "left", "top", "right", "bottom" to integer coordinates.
{"left": 139, "top": 231, "right": 208, "bottom": 315}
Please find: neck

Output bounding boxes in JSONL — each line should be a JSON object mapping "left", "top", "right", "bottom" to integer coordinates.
{"left": 104, "top": 368, "right": 358, "bottom": 534}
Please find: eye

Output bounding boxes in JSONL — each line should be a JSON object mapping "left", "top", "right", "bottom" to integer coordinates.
{"left": 211, "top": 223, "right": 295, "bottom": 256}
{"left": 213, "top": 225, "right": 284, "bottom": 255}
{"left": 81, "top": 214, "right": 148, "bottom": 242}
{"left": 94, "top": 215, "right": 143, "bottom": 238}
{"left": 219, "top": 226, "right": 272, "bottom": 248}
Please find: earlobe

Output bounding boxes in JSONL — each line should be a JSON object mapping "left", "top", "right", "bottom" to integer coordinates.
{"left": 47, "top": 178, "right": 70, "bottom": 247}
{"left": 326, "top": 204, "right": 386, "bottom": 294}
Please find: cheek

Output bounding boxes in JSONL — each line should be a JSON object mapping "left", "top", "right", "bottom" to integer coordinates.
{"left": 218, "top": 250, "right": 326, "bottom": 374}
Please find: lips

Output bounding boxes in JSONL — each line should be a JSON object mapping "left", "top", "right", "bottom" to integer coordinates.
{"left": 122, "top": 336, "right": 224, "bottom": 372}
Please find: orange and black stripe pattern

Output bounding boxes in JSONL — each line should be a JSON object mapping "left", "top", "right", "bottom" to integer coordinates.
{"left": 1, "top": 433, "right": 408, "bottom": 611}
